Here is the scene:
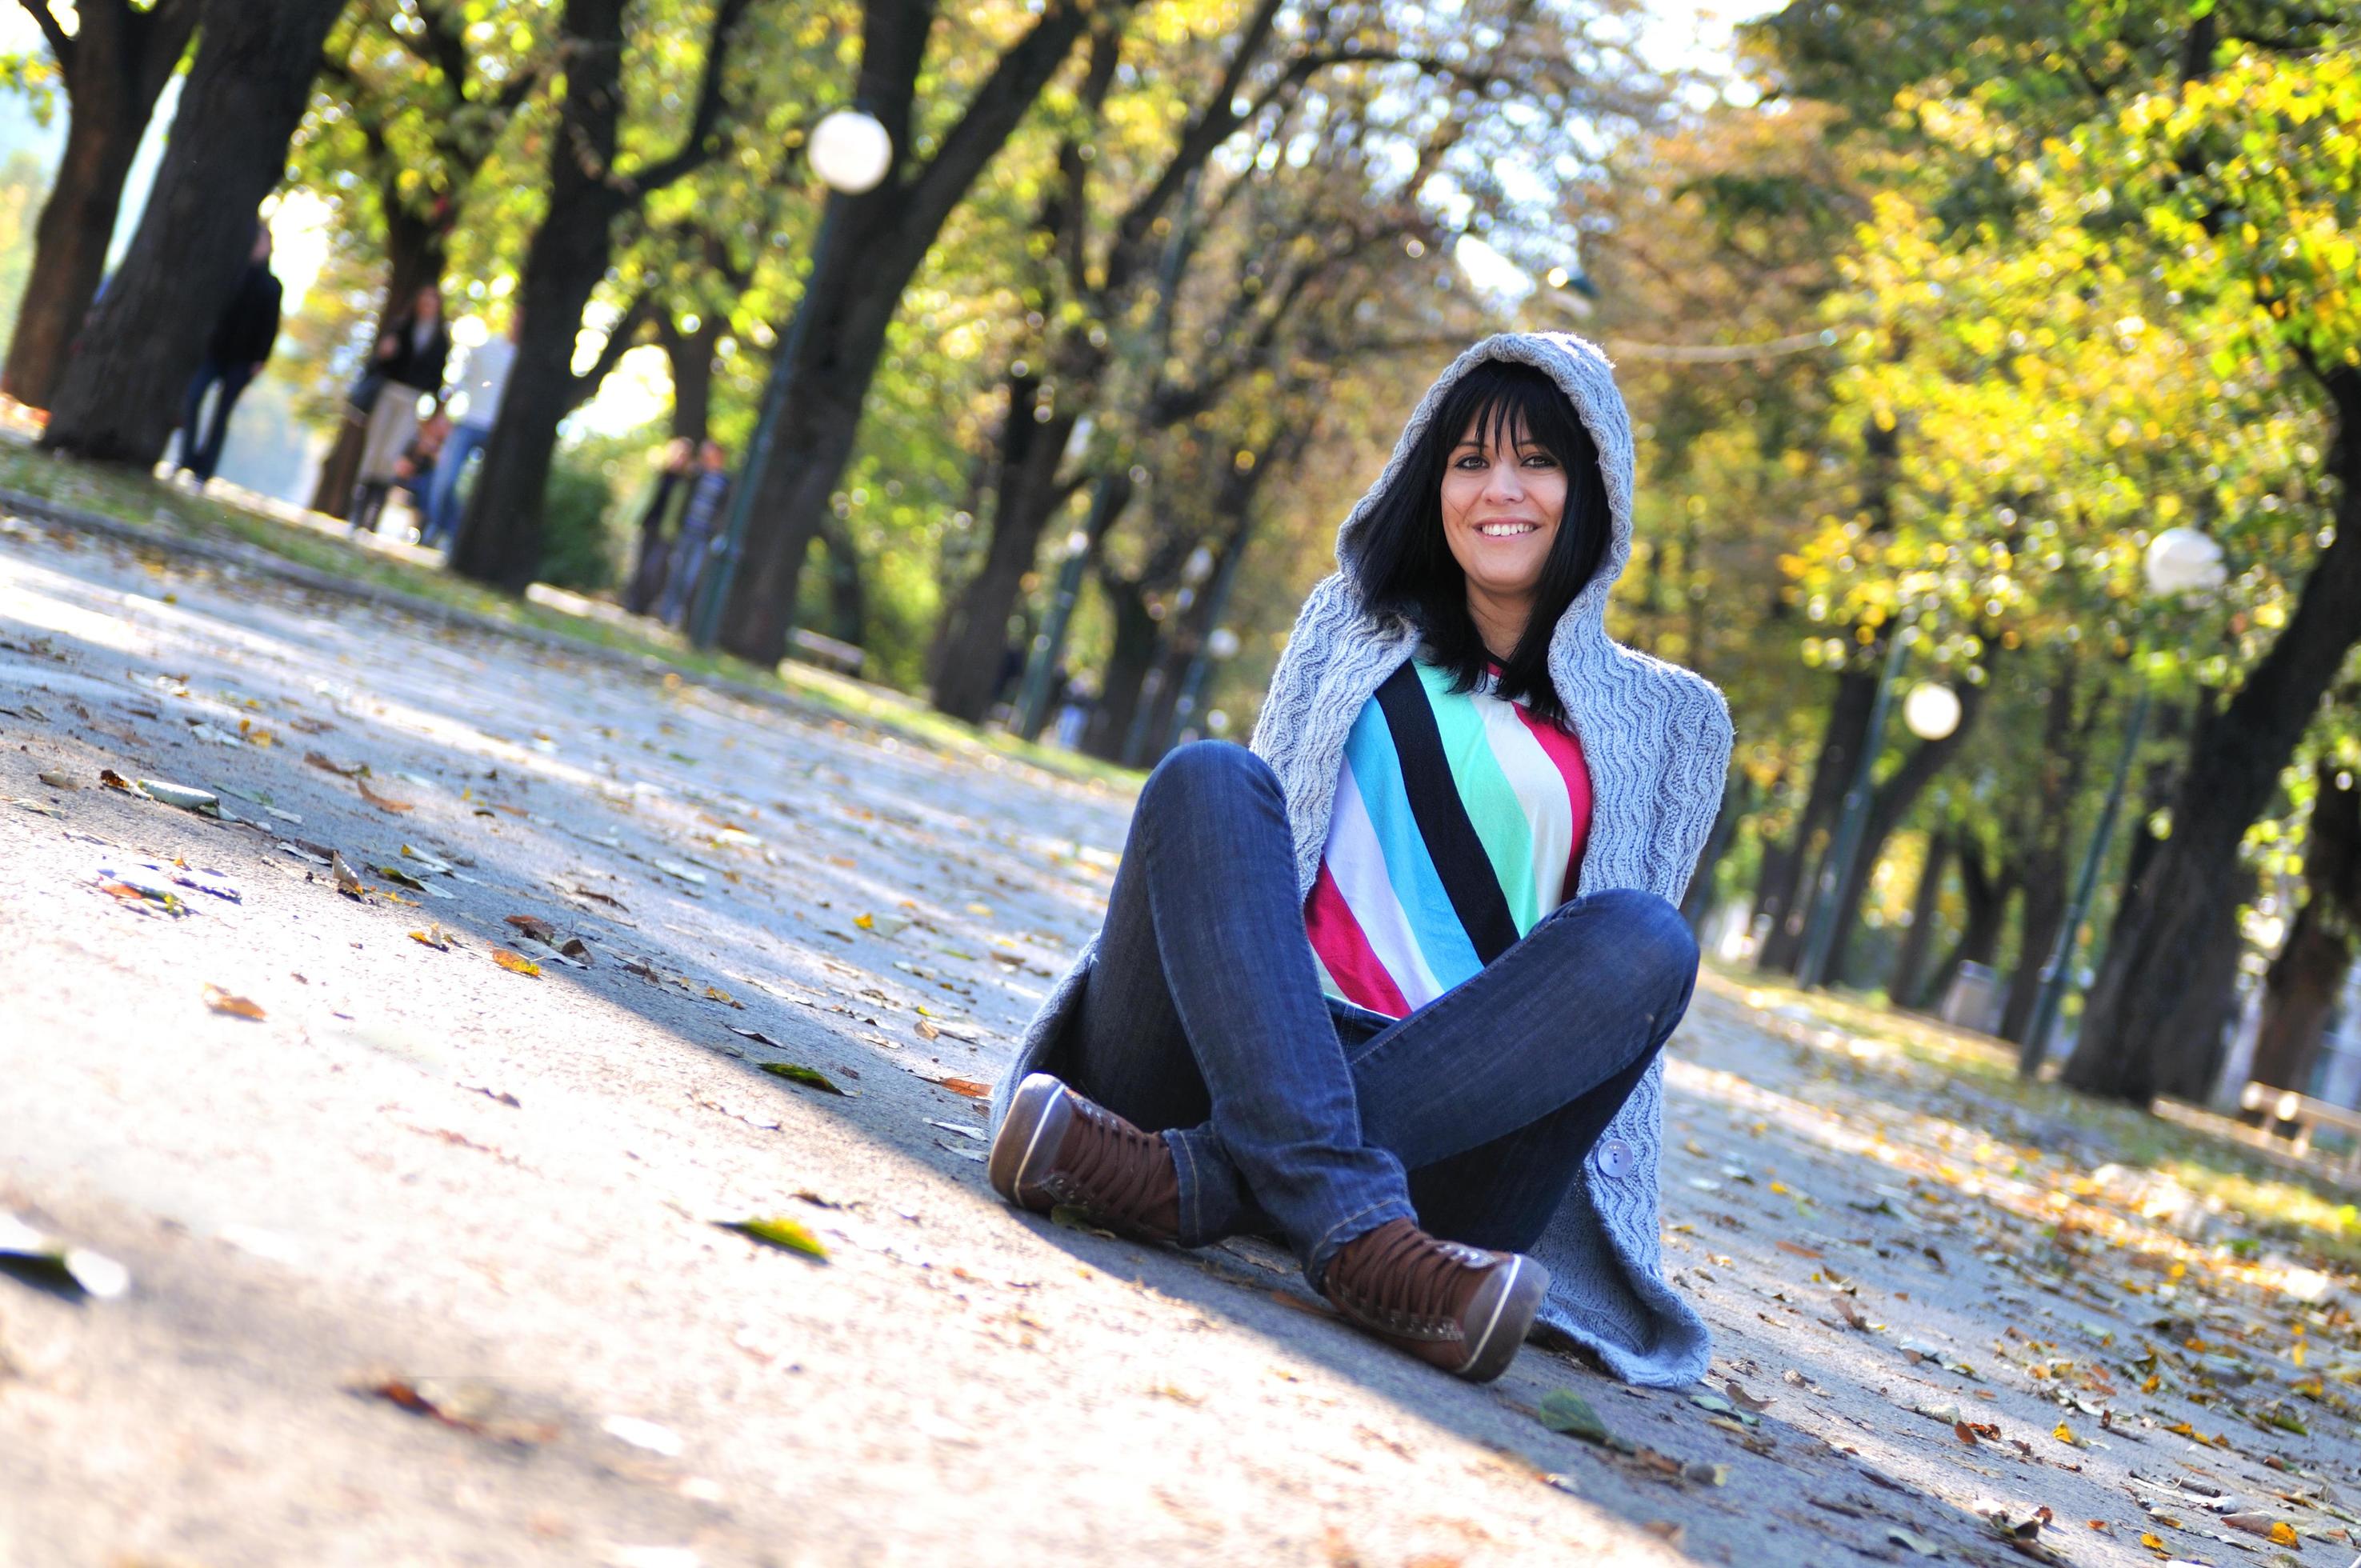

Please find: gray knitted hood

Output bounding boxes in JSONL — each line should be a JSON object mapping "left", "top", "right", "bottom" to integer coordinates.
{"left": 1331, "top": 330, "right": 1636, "bottom": 642}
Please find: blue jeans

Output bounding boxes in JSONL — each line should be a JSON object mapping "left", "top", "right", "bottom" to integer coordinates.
{"left": 424, "top": 422, "right": 490, "bottom": 550}
{"left": 655, "top": 525, "right": 714, "bottom": 626}
{"left": 179, "top": 358, "right": 254, "bottom": 482}
{"left": 1067, "top": 742, "right": 1699, "bottom": 1282}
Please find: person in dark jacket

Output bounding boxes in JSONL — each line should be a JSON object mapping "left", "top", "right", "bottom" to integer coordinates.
{"left": 656, "top": 439, "right": 732, "bottom": 627}
{"left": 176, "top": 225, "right": 282, "bottom": 486}
{"left": 623, "top": 438, "right": 694, "bottom": 614}
{"left": 351, "top": 284, "right": 451, "bottom": 534}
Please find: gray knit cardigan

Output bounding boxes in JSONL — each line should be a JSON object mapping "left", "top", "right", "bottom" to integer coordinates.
{"left": 988, "top": 331, "right": 1731, "bottom": 1387}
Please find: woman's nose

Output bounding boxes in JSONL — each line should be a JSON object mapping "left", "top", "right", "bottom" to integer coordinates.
{"left": 1484, "top": 461, "right": 1526, "bottom": 502}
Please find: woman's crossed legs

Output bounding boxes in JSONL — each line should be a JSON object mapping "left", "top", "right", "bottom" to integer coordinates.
{"left": 1066, "top": 741, "right": 1699, "bottom": 1276}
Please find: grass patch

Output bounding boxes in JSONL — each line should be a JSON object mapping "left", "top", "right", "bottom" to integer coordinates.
{"left": 0, "top": 442, "right": 1139, "bottom": 794}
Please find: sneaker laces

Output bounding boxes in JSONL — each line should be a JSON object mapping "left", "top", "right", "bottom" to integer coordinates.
{"left": 1063, "top": 1098, "right": 1170, "bottom": 1220}
{"left": 1331, "top": 1221, "right": 1477, "bottom": 1326}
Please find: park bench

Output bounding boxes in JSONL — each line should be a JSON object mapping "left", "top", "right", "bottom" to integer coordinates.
{"left": 787, "top": 628, "right": 866, "bottom": 677}
{"left": 2237, "top": 1080, "right": 2361, "bottom": 1176}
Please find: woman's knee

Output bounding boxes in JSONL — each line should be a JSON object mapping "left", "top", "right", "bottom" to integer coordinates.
{"left": 1570, "top": 888, "right": 1699, "bottom": 997}
{"left": 1139, "top": 740, "right": 1279, "bottom": 818}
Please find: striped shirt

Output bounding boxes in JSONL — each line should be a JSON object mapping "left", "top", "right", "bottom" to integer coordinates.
{"left": 1304, "top": 659, "right": 1593, "bottom": 1019}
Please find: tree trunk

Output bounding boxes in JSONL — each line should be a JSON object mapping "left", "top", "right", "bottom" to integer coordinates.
{"left": 660, "top": 314, "right": 722, "bottom": 442}
{"left": 1756, "top": 667, "right": 1878, "bottom": 973}
{"left": 1, "top": 0, "right": 196, "bottom": 410}
{"left": 2153, "top": 868, "right": 2254, "bottom": 1104}
{"left": 1082, "top": 577, "right": 1160, "bottom": 762}
{"left": 2067, "top": 373, "right": 2361, "bottom": 1102}
{"left": 1890, "top": 830, "right": 1951, "bottom": 1010}
{"left": 1818, "top": 674, "right": 1985, "bottom": 985}
{"left": 2250, "top": 762, "right": 2361, "bottom": 1094}
{"left": 812, "top": 514, "right": 867, "bottom": 648}
{"left": 2250, "top": 900, "right": 2352, "bottom": 1097}
{"left": 306, "top": 220, "right": 450, "bottom": 518}
{"left": 716, "top": 0, "right": 1117, "bottom": 666}
{"left": 2001, "top": 869, "right": 2068, "bottom": 1045}
{"left": 1929, "top": 837, "right": 2011, "bottom": 1013}
{"left": 1999, "top": 668, "right": 2091, "bottom": 1043}
{"left": 1683, "top": 776, "right": 1747, "bottom": 931}
{"left": 449, "top": 0, "right": 631, "bottom": 590}
{"left": 40, "top": 0, "right": 342, "bottom": 463}
{"left": 930, "top": 372, "right": 1080, "bottom": 720}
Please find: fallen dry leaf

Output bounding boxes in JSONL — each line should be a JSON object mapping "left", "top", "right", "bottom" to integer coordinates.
{"left": 493, "top": 949, "right": 542, "bottom": 978}
{"left": 932, "top": 1077, "right": 991, "bottom": 1098}
{"left": 408, "top": 926, "right": 450, "bottom": 951}
{"left": 355, "top": 777, "right": 414, "bottom": 814}
{"left": 98, "top": 767, "right": 133, "bottom": 790}
{"left": 202, "top": 984, "right": 266, "bottom": 1021}
{"left": 504, "top": 914, "right": 555, "bottom": 943}
{"left": 305, "top": 751, "right": 360, "bottom": 777}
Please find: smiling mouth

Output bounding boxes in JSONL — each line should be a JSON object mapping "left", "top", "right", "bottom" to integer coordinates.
{"left": 1475, "top": 521, "right": 1539, "bottom": 537}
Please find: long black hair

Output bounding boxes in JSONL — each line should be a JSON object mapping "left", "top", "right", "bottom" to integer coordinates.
{"left": 1349, "top": 358, "right": 1611, "bottom": 724}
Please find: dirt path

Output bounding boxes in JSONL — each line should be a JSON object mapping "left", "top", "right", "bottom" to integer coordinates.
{"left": 3, "top": 510, "right": 2356, "bottom": 1567}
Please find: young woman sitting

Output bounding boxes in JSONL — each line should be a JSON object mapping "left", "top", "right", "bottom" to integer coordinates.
{"left": 987, "top": 334, "right": 1730, "bottom": 1386}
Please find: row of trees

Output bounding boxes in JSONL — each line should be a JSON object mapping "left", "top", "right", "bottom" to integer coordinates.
{"left": 1583, "top": 0, "right": 2359, "bottom": 1104}
{"left": 5, "top": 0, "right": 1655, "bottom": 690}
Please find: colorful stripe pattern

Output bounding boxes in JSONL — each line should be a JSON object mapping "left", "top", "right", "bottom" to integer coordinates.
{"left": 1305, "top": 660, "right": 1593, "bottom": 1018}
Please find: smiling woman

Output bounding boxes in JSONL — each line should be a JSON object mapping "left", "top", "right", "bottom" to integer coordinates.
{"left": 983, "top": 334, "right": 1732, "bottom": 1390}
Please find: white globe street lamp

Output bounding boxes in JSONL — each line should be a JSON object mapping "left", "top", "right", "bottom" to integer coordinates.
{"left": 808, "top": 109, "right": 893, "bottom": 194}
{"left": 1902, "top": 682, "right": 1962, "bottom": 742}
{"left": 2144, "top": 526, "right": 2227, "bottom": 595}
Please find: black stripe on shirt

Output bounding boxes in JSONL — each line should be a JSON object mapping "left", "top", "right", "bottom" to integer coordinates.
{"left": 1372, "top": 662, "right": 1523, "bottom": 965}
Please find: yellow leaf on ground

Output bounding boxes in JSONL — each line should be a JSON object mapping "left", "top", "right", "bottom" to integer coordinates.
{"left": 202, "top": 984, "right": 265, "bottom": 1021}
{"left": 494, "top": 949, "right": 542, "bottom": 978}
{"left": 2054, "top": 1421, "right": 2077, "bottom": 1446}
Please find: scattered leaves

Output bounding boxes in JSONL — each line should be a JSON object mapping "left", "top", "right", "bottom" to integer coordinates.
{"left": 493, "top": 949, "right": 542, "bottom": 978}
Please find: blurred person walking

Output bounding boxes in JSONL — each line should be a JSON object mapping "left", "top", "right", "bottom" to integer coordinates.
{"left": 174, "top": 224, "right": 282, "bottom": 487}
{"left": 655, "top": 439, "right": 730, "bottom": 628}
{"left": 622, "top": 438, "right": 694, "bottom": 614}
{"left": 350, "top": 284, "right": 449, "bottom": 536}
{"left": 422, "top": 314, "right": 519, "bottom": 551}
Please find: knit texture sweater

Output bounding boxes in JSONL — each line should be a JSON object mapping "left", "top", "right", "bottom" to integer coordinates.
{"left": 988, "top": 331, "right": 1731, "bottom": 1386}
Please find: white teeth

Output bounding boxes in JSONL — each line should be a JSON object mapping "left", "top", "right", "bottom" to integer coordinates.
{"left": 1477, "top": 522, "right": 1536, "bottom": 536}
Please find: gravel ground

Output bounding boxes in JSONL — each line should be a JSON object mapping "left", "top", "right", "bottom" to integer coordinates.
{"left": 3, "top": 509, "right": 2357, "bottom": 1568}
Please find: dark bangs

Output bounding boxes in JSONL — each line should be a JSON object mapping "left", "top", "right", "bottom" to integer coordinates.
{"left": 1348, "top": 358, "right": 1611, "bottom": 724}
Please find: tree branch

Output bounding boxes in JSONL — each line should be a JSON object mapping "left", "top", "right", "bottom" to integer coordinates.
{"left": 895, "top": 1, "right": 1123, "bottom": 272}
{"left": 1103, "top": 0, "right": 1286, "bottom": 294}
{"left": 18, "top": 0, "right": 71, "bottom": 70}
{"left": 625, "top": 0, "right": 758, "bottom": 194}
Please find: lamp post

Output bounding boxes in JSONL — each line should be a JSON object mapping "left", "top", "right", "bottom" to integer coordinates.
{"left": 2016, "top": 526, "right": 2227, "bottom": 1074}
{"left": 1795, "top": 619, "right": 1960, "bottom": 990}
{"left": 689, "top": 108, "right": 893, "bottom": 652}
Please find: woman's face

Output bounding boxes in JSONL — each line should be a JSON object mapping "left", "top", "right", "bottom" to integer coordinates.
{"left": 1438, "top": 411, "right": 1566, "bottom": 610}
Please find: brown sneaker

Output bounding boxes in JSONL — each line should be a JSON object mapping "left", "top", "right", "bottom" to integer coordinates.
{"left": 1319, "top": 1218, "right": 1547, "bottom": 1382}
{"left": 988, "top": 1073, "right": 1181, "bottom": 1244}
